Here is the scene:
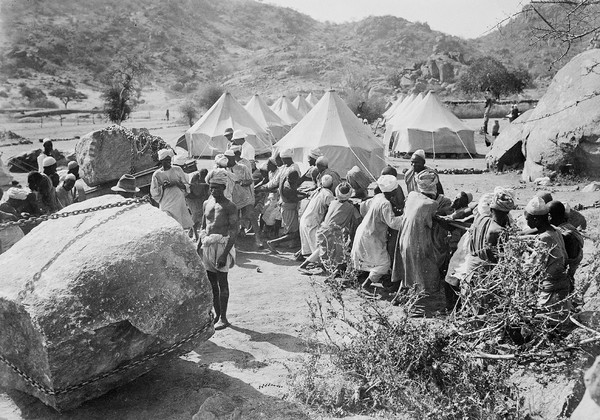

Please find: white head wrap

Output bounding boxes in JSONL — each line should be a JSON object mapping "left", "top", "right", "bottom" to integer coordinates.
{"left": 377, "top": 174, "right": 398, "bottom": 193}
{"left": 321, "top": 174, "right": 333, "bottom": 188}
{"left": 416, "top": 170, "right": 438, "bottom": 195}
{"left": 308, "top": 148, "right": 323, "bottom": 159}
{"left": 233, "top": 129, "right": 247, "bottom": 139}
{"left": 316, "top": 156, "right": 329, "bottom": 167}
{"left": 215, "top": 154, "right": 229, "bottom": 168}
{"left": 280, "top": 149, "right": 293, "bottom": 158}
{"left": 6, "top": 187, "right": 30, "bottom": 201}
{"left": 157, "top": 149, "right": 174, "bottom": 161}
{"left": 411, "top": 149, "right": 426, "bottom": 163}
{"left": 42, "top": 156, "right": 56, "bottom": 167}
{"left": 525, "top": 196, "right": 549, "bottom": 216}
{"left": 224, "top": 149, "right": 235, "bottom": 157}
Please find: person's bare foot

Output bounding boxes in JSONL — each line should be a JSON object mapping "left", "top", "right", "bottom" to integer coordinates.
{"left": 215, "top": 319, "right": 231, "bottom": 330}
{"left": 266, "top": 240, "right": 279, "bottom": 254}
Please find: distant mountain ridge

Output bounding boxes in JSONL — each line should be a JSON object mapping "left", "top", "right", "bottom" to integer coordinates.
{"left": 0, "top": 0, "right": 594, "bottom": 101}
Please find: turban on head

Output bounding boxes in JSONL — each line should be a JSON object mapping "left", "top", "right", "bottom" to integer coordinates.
{"left": 6, "top": 187, "right": 30, "bottom": 201}
{"left": 67, "top": 161, "right": 79, "bottom": 170}
{"left": 536, "top": 191, "right": 553, "bottom": 204}
{"left": 224, "top": 149, "right": 235, "bottom": 157}
{"left": 410, "top": 149, "right": 426, "bottom": 163}
{"left": 416, "top": 170, "right": 438, "bottom": 195}
{"left": 157, "top": 148, "right": 174, "bottom": 161}
{"left": 42, "top": 156, "right": 56, "bottom": 167}
{"left": 280, "top": 148, "right": 293, "bottom": 158}
{"left": 336, "top": 182, "right": 352, "bottom": 201}
{"left": 64, "top": 174, "right": 76, "bottom": 182}
{"left": 233, "top": 129, "right": 246, "bottom": 139}
{"left": 490, "top": 190, "right": 515, "bottom": 212}
{"left": 525, "top": 196, "right": 549, "bottom": 216}
{"left": 308, "top": 148, "right": 323, "bottom": 159}
{"left": 230, "top": 145, "right": 242, "bottom": 153}
{"left": 208, "top": 170, "right": 228, "bottom": 186}
{"left": 224, "top": 128, "right": 234, "bottom": 136}
{"left": 321, "top": 174, "right": 333, "bottom": 188}
{"left": 377, "top": 174, "right": 398, "bottom": 193}
{"left": 215, "top": 154, "right": 228, "bottom": 168}
{"left": 316, "top": 156, "right": 329, "bottom": 166}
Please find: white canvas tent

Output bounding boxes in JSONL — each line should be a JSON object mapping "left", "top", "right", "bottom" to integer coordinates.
{"left": 244, "top": 94, "right": 291, "bottom": 142}
{"left": 274, "top": 90, "right": 385, "bottom": 179}
{"left": 383, "top": 93, "right": 417, "bottom": 154}
{"left": 292, "top": 95, "right": 312, "bottom": 116}
{"left": 270, "top": 95, "right": 304, "bottom": 126}
{"left": 305, "top": 92, "right": 319, "bottom": 107}
{"left": 389, "top": 91, "right": 476, "bottom": 157}
{"left": 0, "top": 153, "right": 13, "bottom": 187}
{"left": 185, "top": 92, "right": 273, "bottom": 157}
{"left": 382, "top": 94, "right": 405, "bottom": 120}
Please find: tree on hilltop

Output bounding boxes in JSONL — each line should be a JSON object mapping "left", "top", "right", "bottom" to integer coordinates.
{"left": 49, "top": 87, "right": 87, "bottom": 109}
{"left": 457, "top": 56, "right": 530, "bottom": 100}
{"left": 101, "top": 57, "right": 149, "bottom": 125}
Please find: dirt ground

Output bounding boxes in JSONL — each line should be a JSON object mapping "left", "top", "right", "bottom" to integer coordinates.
{"left": 1, "top": 115, "right": 599, "bottom": 419}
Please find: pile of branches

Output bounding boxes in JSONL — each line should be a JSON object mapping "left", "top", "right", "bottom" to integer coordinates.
{"left": 451, "top": 232, "right": 600, "bottom": 362}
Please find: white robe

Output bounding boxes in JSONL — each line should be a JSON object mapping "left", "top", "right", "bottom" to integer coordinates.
{"left": 299, "top": 188, "right": 334, "bottom": 255}
{"left": 151, "top": 166, "right": 194, "bottom": 229}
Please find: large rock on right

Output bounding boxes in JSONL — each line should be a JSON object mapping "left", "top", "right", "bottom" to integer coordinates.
{"left": 75, "top": 126, "right": 170, "bottom": 187}
{"left": 0, "top": 195, "right": 214, "bottom": 411}
{"left": 521, "top": 49, "right": 600, "bottom": 181}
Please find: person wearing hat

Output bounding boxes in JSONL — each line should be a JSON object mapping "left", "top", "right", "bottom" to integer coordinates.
{"left": 67, "top": 160, "right": 80, "bottom": 179}
{"left": 198, "top": 170, "right": 239, "bottom": 331}
{"left": 224, "top": 128, "right": 234, "bottom": 144}
{"left": 277, "top": 148, "right": 301, "bottom": 181}
{"left": 42, "top": 156, "right": 60, "bottom": 188}
{"left": 111, "top": 174, "right": 140, "bottom": 199}
{"left": 150, "top": 148, "right": 194, "bottom": 230}
{"left": 298, "top": 174, "right": 335, "bottom": 261}
{"left": 230, "top": 144, "right": 251, "bottom": 171}
{"left": 206, "top": 154, "right": 236, "bottom": 203}
{"left": 37, "top": 139, "right": 53, "bottom": 173}
{"left": 27, "top": 171, "right": 62, "bottom": 214}
{"left": 55, "top": 174, "right": 78, "bottom": 208}
{"left": 391, "top": 170, "right": 452, "bottom": 310}
{"left": 548, "top": 200, "right": 584, "bottom": 294}
{"left": 346, "top": 165, "right": 371, "bottom": 200}
{"left": 403, "top": 149, "right": 444, "bottom": 195}
{"left": 351, "top": 174, "right": 403, "bottom": 291}
{"left": 225, "top": 148, "right": 263, "bottom": 248}
{"left": 300, "top": 148, "right": 322, "bottom": 185}
{"left": 231, "top": 129, "right": 255, "bottom": 162}
{"left": 266, "top": 159, "right": 307, "bottom": 254}
{"left": 315, "top": 156, "right": 341, "bottom": 192}
{"left": 299, "top": 182, "right": 361, "bottom": 273}
{"left": 523, "top": 196, "right": 569, "bottom": 309}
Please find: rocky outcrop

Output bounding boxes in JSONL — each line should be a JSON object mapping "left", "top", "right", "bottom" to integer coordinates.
{"left": 7, "top": 149, "right": 66, "bottom": 173}
{"left": 486, "top": 109, "right": 532, "bottom": 171}
{"left": 0, "top": 196, "right": 214, "bottom": 411}
{"left": 572, "top": 356, "right": 600, "bottom": 419}
{"left": 521, "top": 49, "right": 600, "bottom": 181}
{"left": 75, "top": 126, "right": 171, "bottom": 187}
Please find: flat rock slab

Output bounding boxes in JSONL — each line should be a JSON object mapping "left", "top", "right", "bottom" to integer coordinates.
{"left": 0, "top": 196, "right": 214, "bottom": 411}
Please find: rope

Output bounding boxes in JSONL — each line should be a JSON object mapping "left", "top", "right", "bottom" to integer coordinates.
{"left": 455, "top": 131, "right": 474, "bottom": 160}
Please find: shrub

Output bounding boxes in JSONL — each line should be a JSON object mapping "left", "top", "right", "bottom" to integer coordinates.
{"left": 30, "top": 98, "right": 59, "bottom": 109}
{"left": 198, "top": 84, "right": 224, "bottom": 110}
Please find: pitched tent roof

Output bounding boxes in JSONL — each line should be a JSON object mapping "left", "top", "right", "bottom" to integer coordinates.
{"left": 274, "top": 90, "right": 385, "bottom": 179}
{"left": 382, "top": 94, "right": 405, "bottom": 120}
{"left": 292, "top": 95, "right": 312, "bottom": 116}
{"left": 305, "top": 92, "right": 319, "bottom": 107}
{"left": 383, "top": 93, "right": 417, "bottom": 152}
{"left": 270, "top": 95, "right": 304, "bottom": 126}
{"left": 244, "top": 94, "right": 291, "bottom": 142}
{"left": 0, "top": 153, "right": 13, "bottom": 187}
{"left": 389, "top": 91, "right": 476, "bottom": 157}
{"left": 184, "top": 92, "right": 273, "bottom": 157}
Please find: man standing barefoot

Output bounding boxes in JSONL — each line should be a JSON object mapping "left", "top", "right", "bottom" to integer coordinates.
{"left": 198, "top": 172, "right": 239, "bottom": 331}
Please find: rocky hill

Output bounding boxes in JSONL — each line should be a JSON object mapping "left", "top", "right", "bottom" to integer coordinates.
{"left": 0, "top": 0, "right": 596, "bottom": 106}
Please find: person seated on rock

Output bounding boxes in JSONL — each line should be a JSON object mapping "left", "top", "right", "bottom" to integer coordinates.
{"left": 42, "top": 156, "right": 60, "bottom": 188}
{"left": 55, "top": 174, "right": 78, "bottom": 208}
{"left": 404, "top": 149, "right": 444, "bottom": 195}
{"left": 28, "top": 171, "right": 62, "bottom": 214}
{"left": 198, "top": 171, "right": 238, "bottom": 331}
{"left": 523, "top": 196, "right": 570, "bottom": 312}
{"left": 110, "top": 174, "right": 140, "bottom": 199}
{"left": 37, "top": 139, "right": 53, "bottom": 173}
{"left": 548, "top": 200, "right": 584, "bottom": 294}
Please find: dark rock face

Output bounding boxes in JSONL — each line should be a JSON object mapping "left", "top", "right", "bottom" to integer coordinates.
{"left": 75, "top": 126, "right": 169, "bottom": 187}
{"left": 521, "top": 49, "right": 600, "bottom": 181}
{"left": 7, "top": 149, "right": 66, "bottom": 173}
{"left": 0, "top": 196, "right": 214, "bottom": 411}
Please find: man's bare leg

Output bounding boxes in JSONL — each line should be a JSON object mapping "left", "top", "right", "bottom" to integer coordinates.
{"left": 215, "top": 272, "right": 230, "bottom": 330}
{"left": 207, "top": 271, "right": 221, "bottom": 324}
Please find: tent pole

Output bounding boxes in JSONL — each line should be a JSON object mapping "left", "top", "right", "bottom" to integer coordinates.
{"left": 455, "top": 132, "right": 474, "bottom": 160}
{"left": 431, "top": 131, "right": 435, "bottom": 161}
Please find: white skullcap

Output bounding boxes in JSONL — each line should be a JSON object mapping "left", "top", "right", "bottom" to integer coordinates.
{"left": 416, "top": 170, "right": 438, "bottom": 195}
{"left": 224, "top": 149, "right": 235, "bottom": 157}
{"left": 316, "top": 156, "right": 329, "bottom": 166}
{"left": 321, "top": 174, "right": 333, "bottom": 188}
{"left": 67, "top": 161, "right": 79, "bottom": 170}
{"left": 42, "top": 156, "right": 56, "bottom": 167}
{"left": 233, "top": 129, "right": 247, "bottom": 139}
{"left": 64, "top": 174, "right": 76, "bottom": 181}
{"left": 215, "top": 154, "right": 229, "bottom": 168}
{"left": 411, "top": 149, "right": 426, "bottom": 162}
{"left": 377, "top": 174, "right": 398, "bottom": 193}
{"left": 525, "top": 196, "right": 549, "bottom": 216}
{"left": 280, "top": 149, "right": 293, "bottom": 158}
{"left": 157, "top": 149, "right": 174, "bottom": 161}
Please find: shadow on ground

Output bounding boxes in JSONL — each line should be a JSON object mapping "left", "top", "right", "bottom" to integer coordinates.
{"left": 0, "top": 358, "right": 308, "bottom": 420}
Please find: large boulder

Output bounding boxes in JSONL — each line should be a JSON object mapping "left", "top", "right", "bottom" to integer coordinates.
{"left": 75, "top": 126, "right": 170, "bottom": 187}
{"left": 7, "top": 149, "right": 66, "bottom": 173}
{"left": 521, "top": 49, "right": 600, "bottom": 181}
{"left": 0, "top": 196, "right": 214, "bottom": 411}
{"left": 486, "top": 109, "right": 533, "bottom": 171}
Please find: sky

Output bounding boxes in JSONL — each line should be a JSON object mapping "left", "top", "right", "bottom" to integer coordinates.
{"left": 261, "top": 0, "right": 529, "bottom": 39}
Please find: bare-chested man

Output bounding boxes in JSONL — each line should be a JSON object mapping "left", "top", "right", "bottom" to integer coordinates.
{"left": 198, "top": 171, "right": 239, "bottom": 330}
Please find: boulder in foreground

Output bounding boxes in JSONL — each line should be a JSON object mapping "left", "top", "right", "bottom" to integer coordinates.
{"left": 0, "top": 196, "right": 214, "bottom": 411}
